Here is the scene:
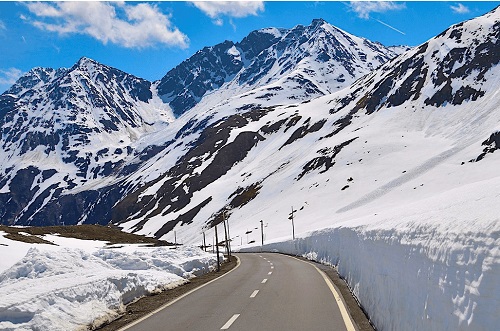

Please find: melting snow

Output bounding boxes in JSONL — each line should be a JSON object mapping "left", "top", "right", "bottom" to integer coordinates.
{"left": 0, "top": 234, "right": 217, "bottom": 331}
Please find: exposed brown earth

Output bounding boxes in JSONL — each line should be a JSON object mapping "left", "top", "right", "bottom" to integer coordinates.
{"left": 0, "top": 224, "right": 173, "bottom": 246}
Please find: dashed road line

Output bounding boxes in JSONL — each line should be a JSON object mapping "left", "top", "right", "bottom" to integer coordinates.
{"left": 250, "top": 290, "right": 259, "bottom": 298}
{"left": 262, "top": 278, "right": 267, "bottom": 283}
{"left": 221, "top": 314, "right": 240, "bottom": 330}
{"left": 268, "top": 271, "right": 272, "bottom": 275}
{"left": 118, "top": 256, "right": 241, "bottom": 331}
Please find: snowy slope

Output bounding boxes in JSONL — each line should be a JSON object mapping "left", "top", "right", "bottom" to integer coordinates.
{"left": 243, "top": 176, "right": 499, "bottom": 331}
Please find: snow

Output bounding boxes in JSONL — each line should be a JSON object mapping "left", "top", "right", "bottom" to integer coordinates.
{"left": 226, "top": 45, "right": 241, "bottom": 58}
{"left": 0, "top": 233, "right": 218, "bottom": 331}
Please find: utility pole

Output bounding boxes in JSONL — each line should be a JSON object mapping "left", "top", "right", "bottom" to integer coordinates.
{"left": 222, "top": 211, "right": 231, "bottom": 261}
{"left": 174, "top": 231, "right": 177, "bottom": 249}
{"left": 202, "top": 231, "right": 206, "bottom": 252}
{"left": 214, "top": 223, "right": 220, "bottom": 272}
{"left": 226, "top": 209, "right": 232, "bottom": 259}
{"left": 288, "top": 206, "right": 296, "bottom": 240}
{"left": 260, "top": 220, "right": 264, "bottom": 247}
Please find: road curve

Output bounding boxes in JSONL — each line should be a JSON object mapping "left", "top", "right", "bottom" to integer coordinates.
{"left": 121, "top": 253, "right": 353, "bottom": 331}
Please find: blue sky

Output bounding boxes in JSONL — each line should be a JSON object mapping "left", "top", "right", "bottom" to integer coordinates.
{"left": 0, "top": 1, "right": 499, "bottom": 93}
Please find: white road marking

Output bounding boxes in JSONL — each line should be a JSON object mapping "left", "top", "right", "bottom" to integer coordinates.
{"left": 268, "top": 271, "right": 272, "bottom": 275}
{"left": 118, "top": 257, "right": 242, "bottom": 331}
{"left": 271, "top": 266, "right": 274, "bottom": 269}
{"left": 262, "top": 278, "right": 267, "bottom": 283}
{"left": 290, "top": 256, "right": 356, "bottom": 331}
{"left": 221, "top": 314, "right": 240, "bottom": 330}
{"left": 250, "top": 290, "right": 259, "bottom": 298}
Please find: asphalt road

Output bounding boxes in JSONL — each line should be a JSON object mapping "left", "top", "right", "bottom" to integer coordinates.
{"left": 121, "top": 253, "right": 354, "bottom": 331}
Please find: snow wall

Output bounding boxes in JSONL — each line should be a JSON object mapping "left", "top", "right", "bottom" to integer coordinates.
{"left": 240, "top": 182, "right": 500, "bottom": 331}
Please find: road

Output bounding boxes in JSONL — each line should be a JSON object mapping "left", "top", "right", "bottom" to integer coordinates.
{"left": 120, "top": 253, "right": 354, "bottom": 331}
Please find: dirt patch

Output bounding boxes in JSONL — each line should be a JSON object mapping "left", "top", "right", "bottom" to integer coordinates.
{"left": 95, "top": 257, "right": 238, "bottom": 330}
{"left": 0, "top": 224, "right": 173, "bottom": 246}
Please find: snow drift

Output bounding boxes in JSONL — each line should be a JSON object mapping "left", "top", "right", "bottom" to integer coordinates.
{"left": 0, "top": 239, "right": 217, "bottom": 331}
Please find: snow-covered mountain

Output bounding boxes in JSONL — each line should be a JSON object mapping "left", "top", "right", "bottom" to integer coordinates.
{"left": 0, "top": 19, "right": 402, "bottom": 226}
{"left": 0, "top": 57, "right": 173, "bottom": 225}
{"left": 156, "top": 19, "right": 405, "bottom": 116}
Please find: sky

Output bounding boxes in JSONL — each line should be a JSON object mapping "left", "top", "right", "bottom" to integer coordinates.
{"left": 0, "top": 1, "right": 499, "bottom": 93}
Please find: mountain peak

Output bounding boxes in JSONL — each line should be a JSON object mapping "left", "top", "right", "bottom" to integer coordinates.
{"left": 311, "top": 18, "right": 327, "bottom": 26}
{"left": 77, "top": 56, "right": 96, "bottom": 65}
{"left": 73, "top": 56, "right": 104, "bottom": 71}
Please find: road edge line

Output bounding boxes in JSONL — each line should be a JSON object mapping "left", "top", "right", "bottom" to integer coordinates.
{"left": 290, "top": 256, "right": 356, "bottom": 331}
{"left": 118, "top": 256, "right": 241, "bottom": 331}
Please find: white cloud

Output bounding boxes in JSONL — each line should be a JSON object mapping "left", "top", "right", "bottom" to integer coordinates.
{"left": 349, "top": 1, "right": 406, "bottom": 19}
{"left": 450, "top": 3, "right": 470, "bottom": 14}
{"left": 213, "top": 18, "right": 224, "bottom": 26}
{"left": 0, "top": 20, "right": 6, "bottom": 30}
{"left": 191, "top": 1, "right": 264, "bottom": 19}
{"left": 0, "top": 68, "right": 24, "bottom": 86}
{"left": 24, "top": 2, "right": 189, "bottom": 49}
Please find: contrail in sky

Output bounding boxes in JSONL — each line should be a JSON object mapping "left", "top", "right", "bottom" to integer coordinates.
{"left": 374, "top": 19, "right": 406, "bottom": 35}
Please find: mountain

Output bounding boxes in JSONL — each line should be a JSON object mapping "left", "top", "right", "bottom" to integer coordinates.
{"left": 111, "top": 7, "right": 500, "bottom": 243}
{"left": 0, "top": 57, "right": 172, "bottom": 225}
{"left": 0, "top": 19, "right": 402, "bottom": 226}
{"left": 155, "top": 19, "right": 405, "bottom": 116}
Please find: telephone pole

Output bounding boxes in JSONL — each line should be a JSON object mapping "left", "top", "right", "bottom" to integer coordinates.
{"left": 226, "top": 209, "right": 232, "bottom": 258}
{"left": 214, "top": 223, "right": 220, "bottom": 272}
{"left": 260, "top": 220, "right": 264, "bottom": 247}
{"left": 202, "top": 231, "right": 206, "bottom": 252}
{"left": 288, "top": 206, "right": 296, "bottom": 240}
{"left": 222, "top": 210, "right": 231, "bottom": 261}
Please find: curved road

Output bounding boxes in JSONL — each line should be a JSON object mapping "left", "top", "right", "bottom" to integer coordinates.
{"left": 120, "top": 253, "right": 354, "bottom": 331}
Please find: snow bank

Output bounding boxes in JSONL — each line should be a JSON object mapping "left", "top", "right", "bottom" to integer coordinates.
{"left": 242, "top": 178, "right": 500, "bottom": 331}
{"left": 0, "top": 244, "right": 217, "bottom": 331}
